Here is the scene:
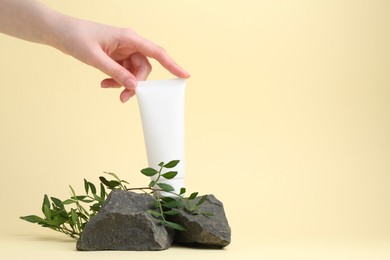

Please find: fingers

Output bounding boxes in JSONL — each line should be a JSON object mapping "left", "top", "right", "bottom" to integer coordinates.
{"left": 134, "top": 37, "right": 190, "bottom": 79}
{"left": 128, "top": 53, "right": 152, "bottom": 80}
{"left": 101, "top": 53, "right": 152, "bottom": 102}
{"left": 120, "top": 89, "right": 135, "bottom": 103}
{"left": 93, "top": 48, "right": 138, "bottom": 91}
{"left": 101, "top": 78, "right": 121, "bottom": 88}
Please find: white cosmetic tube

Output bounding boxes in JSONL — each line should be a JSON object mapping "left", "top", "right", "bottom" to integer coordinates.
{"left": 136, "top": 78, "right": 186, "bottom": 196}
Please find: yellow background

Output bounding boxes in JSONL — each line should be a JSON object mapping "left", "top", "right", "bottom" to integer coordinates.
{"left": 1, "top": 0, "right": 389, "bottom": 259}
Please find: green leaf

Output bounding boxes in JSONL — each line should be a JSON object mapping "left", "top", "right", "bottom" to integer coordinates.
{"left": 196, "top": 195, "right": 207, "bottom": 206}
{"left": 99, "top": 176, "right": 120, "bottom": 189}
{"left": 41, "top": 195, "right": 50, "bottom": 215}
{"left": 50, "top": 197, "right": 64, "bottom": 209}
{"left": 149, "top": 180, "right": 156, "bottom": 188}
{"left": 84, "top": 179, "right": 89, "bottom": 194}
{"left": 88, "top": 182, "right": 96, "bottom": 195}
{"left": 70, "top": 209, "right": 78, "bottom": 227}
{"left": 47, "top": 217, "right": 68, "bottom": 227}
{"left": 158, "top": 162, "right": 164, "bottom": 167}
{"left": 188, "top": 192, "right": 198, "bottom": 200}
{"left": 104, "top": 171, "right": 121, "bottom": 181}
{"left": 200, "top": 211, "right": 214, "bottom": 217}
{"left": 100, "top": 183, "right": 106, "bottom": 200}
{"left": 161, "top": 197, "right": 175, "bottom": 203}
{"left": 93, "top": 194, "right": 104, "bottom": 203}
{"left": 185, "top": 202, "right": 196, "bottom": 212}
{"left": 90, "top": 203, "right": 101, "bottom": 212}
{"left": 147, "top": 209, "right": 162, "bottom": 218}
{"left": 43, "top": 204, "right": 51, "bottom": 220}
{"left": 179, "top": 187, "right": 186, "bottom": 195}
{"left": 164, "top": 221, "right": 186, "bottom": 231}
{"left": 63, "top": 199, "right": 75, "bottom": 205}
{"left": 69, "top": 185, "right": 76, "bottom": 197}
{"left": 80, "top": 199, "right": 95, "bottom": 203}
{"left": 140, "top": 167, "right": 158, "bottom": 177}
{"left": 151, "top": 200, "right": 160, "bottom": 209}
{"left": 163, "top": 160, "right": 180, "bottom": 168}
{"left": 71, "top": 195, "right": 87, "bottom": 201}
{"left": 162, "top": 171, "right": 178, "bottom": 179}
{"left": 163, "top": 209, "right": 180, "bottom": 216}
{"left": 162, "top": 198, "right": 182, "bottom": 208}
{"left": 156, "top": 183, "right": 174, "bottom": 192}
{"left": 20, "top": 215, "right": 44, "bottom": 223}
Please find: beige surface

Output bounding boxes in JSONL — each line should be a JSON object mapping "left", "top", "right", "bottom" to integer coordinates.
{"left": 1, "top": 0, "right": 390, "bottom": 259}
{"left": 2, "top": 234, "right": 390, "bottom": 260}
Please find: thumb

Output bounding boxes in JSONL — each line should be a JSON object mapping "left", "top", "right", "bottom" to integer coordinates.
{"left": 92, "top": 49, "right": 137, "bottom": 90}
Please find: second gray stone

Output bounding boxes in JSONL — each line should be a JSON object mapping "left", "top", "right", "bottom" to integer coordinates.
{"left": 168, "top": 194, "right": 231, "bottom": 248}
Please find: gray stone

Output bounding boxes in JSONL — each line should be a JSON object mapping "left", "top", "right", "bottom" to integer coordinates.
{"left": 168, "top": 194, "right": 231, "bottom": 248}
{"left": 77, "top": 190, "right": 174, "bottom": 251}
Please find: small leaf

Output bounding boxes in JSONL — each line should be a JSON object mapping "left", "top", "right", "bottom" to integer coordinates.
{"left": 69, "top": 185, "right": 76, "bottom": 197}
{"left": 47, "top": 217, "right": 68, "bottom": 227}
{"left": 140, "top": 167, "right": 158, "bottom": 177}
{"left": 179, "top": 187, "right": 186, "bottom": 195}
{"left": 185, "top": 202, "right": 193, "bottom": 212}
{"left": 84, "top": 179, "right": 89, "bottom": 194}
{"left": 88, "top": 182, "right": 96, "bottom": 195}
{"left": 158, "top": 162, "right": 164, "bottom": 167}
{"left": 70, "top": 209, "right": 78, "bottom": 226}
{"left": 63, "top": 199, "right": 75, "bottom": 205}
{"left": 162, "top": 198, "right": 182, "bottom": 208}
{"left": 161, "top": 197, "right": 175, "bottom": 203}
{"left": 50, "top": 197, "right": 64, "bottom": 209}
{"left": 100, "top": 183, "right": 106, "bottom": 200}
{"left": 43, "top": 204, "right": 51, "bottom": 220}
{"left": 157, "top": 183, "right": 174, "bottom": 192}
{"left": 80, "top": 199, "right": 95, "bottom": 203}
{"left": 42, "top": 194, "right": 50, "bottom": 211}
{"left": 188, "top": 192, "right": 198, "bottom": 200}
{"left": 200, "top": 211, "right": 214, "bottom": 217}
{"left": 104, "top": 171, "right": 121, "bottom": 181}
{"left": 99, "top": 176, "right": 110, "bottom": 186}
{"left": 149, "top": 180, "right": 156, "bottom": 188}
{"left": 71, "top": 195, "right": 87, "bottom": 201}
{"left": 152, "top": 200, "right": 160, "bottom": 209}
{"left": 163, "top": 210, "right": 180, "bottom": 216}
{"left": 163, "top": 160, "right": 180, "bottom": 168}
{"left": 99, "top": 177, "right": 120, "bottom": 189}
{"left": 90, "top": 203, "right": 101, "bottom": 212}
{"left": 164, "top": 221, "right": 186, "bottom": 231}
{"left": 162, "top": 171, "right": 178, "bottom": 180}
{"left": 147, "top": 209, "right": 162, "bottom": 218}
{"left": 20, "top": 215, "right": 44, "bottom": 223}
{"left": 93, "top": 194, "right": 104, "bottom": 203}
{"left": 196, "top": 195, "right": 207, "bottom": 206}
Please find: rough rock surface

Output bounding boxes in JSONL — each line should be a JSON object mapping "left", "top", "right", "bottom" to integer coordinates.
{"left": 169, "top": 194, "right": 231, "bottom": 248}
{"left": 76, "top": 190, "right": 174, "bottom": 251}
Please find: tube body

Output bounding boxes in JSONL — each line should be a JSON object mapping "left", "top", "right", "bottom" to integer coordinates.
{"left": 136, "top": 78, "right": 186, "bottom": 196}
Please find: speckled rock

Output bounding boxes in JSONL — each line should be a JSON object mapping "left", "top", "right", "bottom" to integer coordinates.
{"left": 76, "top": 190, "right": 173, "bottom": 251}
{"left": 168, "top": 194, "right": 231, "bottom": 248}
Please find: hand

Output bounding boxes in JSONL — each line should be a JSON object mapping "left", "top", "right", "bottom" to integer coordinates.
{"left": 56, "top": 18, "right": 190, "bottom": 102}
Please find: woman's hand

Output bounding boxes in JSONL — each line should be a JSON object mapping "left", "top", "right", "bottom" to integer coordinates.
{"left": 56, "top": 19, "right": 190, "bottom": 102}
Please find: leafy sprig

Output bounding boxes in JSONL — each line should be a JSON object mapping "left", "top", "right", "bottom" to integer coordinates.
{"left": 20, "top": 160, "right": 212, "bottom": 239}
{"left": 135, "top": 160, "right": 212, "bottom": 230}
{"left": 20, "top": 173, "right": 129, "bottom": 239}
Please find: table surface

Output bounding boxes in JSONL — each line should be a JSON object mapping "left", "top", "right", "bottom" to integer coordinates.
{"left": 1, "top": 231, "right": 390, "bottom": 260}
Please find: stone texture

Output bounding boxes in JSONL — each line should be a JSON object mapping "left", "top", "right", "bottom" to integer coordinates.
{"left": 76, "top": 190, "right": 174, "bottom": 251}
{"left": 168, "top": 194, "right": 231, "bottom": 248}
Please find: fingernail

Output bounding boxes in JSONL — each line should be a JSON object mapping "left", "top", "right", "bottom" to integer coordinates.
{"left": 120, "top": 95, "right": 130, "bottom": 103}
